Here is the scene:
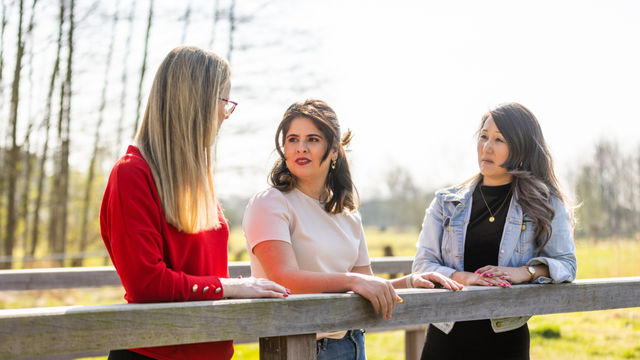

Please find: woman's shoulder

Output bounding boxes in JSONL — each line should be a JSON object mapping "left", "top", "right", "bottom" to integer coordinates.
{"left": 247, "top": 187, "right": 290, "bottom": 211}
{"left": 434, "top": 183, "right": 472, "bottom": 200}
{"left": 109, "top": 146, "right": 152, "bottom": 183}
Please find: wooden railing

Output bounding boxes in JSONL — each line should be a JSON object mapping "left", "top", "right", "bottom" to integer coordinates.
{"left": 1, "top": 260, "right": 639, "bottom": 360}
{"left": 0, "top": 257, "right": 413, "bottom": 291}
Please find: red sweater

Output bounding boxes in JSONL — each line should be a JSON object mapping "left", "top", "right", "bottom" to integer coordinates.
{"left": 100, "top": 146, "right": 233, "bottom": 360}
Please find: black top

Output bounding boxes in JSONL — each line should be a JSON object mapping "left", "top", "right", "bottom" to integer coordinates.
{"left": 464, "top": 182, "right": 512, "bottom": 272}
{"left": 421, "top": 182, "right": 530, "bottom": 360}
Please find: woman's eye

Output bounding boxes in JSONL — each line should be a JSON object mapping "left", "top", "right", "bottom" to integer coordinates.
{"left": 287, "top": 137, "right": 298, "bottom": 143}
{"left": 309, "top": 137, "right": 319, "bottom": 142}
{"left": 496, "top": 138, "right": 505, "bottom": 143}
{"left": 479, "top": 135, "right": 488, "bottom": 140}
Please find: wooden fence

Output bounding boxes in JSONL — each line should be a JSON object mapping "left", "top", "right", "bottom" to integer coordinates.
{"left": 1, "top": 259, "right": 639, "bottom": 360}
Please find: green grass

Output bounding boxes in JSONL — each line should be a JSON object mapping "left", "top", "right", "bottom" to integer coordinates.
{"left": 2, "top": 229, "right": 639, "bottom": 359}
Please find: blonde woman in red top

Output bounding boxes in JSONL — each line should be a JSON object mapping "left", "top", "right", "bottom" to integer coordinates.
{"left": 100, "top": 46, "right": 288, "bottom": 360}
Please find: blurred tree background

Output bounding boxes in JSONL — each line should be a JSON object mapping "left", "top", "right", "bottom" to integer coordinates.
{"left": 0, "top": 0, "right": 638, "bottom": 269}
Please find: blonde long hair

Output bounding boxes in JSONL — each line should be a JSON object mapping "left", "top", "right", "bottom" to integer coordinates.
{"left": 135, "top": 46, "right": 230, "bottom": 233}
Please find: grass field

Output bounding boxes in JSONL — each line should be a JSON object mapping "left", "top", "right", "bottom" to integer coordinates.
{"left": 1, "top": 228, "right": 639, "bottom": 359}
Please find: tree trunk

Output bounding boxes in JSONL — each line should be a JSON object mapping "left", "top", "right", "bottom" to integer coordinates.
{"left": 227, "top": 0, "right": 235, "bottom": 63}
{"left": 2, "top": 0, "right": 25, "bottom": 269}
{"left": 0, "top": 0, "right": 7, "bottom": 259}
{"left": 115, "top": 0, "right": 136, "bottom": 157}
{"left": 73, "top": 0, "right": 119, "bottom": 267}
{"left": 31, "top": 0, "right": 64, "bottom": 261}
{"left": 132, "top": 0, "right": 154, "bottom": 137}
{"left": 18, "top": 0, "right": 38, "bottom": 267}
{"left": 49, "top": 0, "right": 73, "bottom": 267}
{"left": 208, "top": 0, "right": 219, "bottom": 49}
{"left": 180, "top": 0, "right": 191, "bottom": 44}
{"left": 0, "top": 0, "right": 8, "bottom": 102}
{"left": 57, "top": 0, "right": 74, "bottom": 267}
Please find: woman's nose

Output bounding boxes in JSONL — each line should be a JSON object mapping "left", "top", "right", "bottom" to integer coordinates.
{"left": 296, "top": 141, "right": 308, "bottom": 153}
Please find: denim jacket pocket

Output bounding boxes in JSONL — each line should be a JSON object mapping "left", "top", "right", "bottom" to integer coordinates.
{"left": 441, "top": 219, "right": 463, "bottom": 261}
{"left": 516, "top": 220, "right": 536, "bottom": 257}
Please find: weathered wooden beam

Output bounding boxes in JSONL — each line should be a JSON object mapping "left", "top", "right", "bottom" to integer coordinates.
{"left": 0, "top": 258, "right": 412, "bottom": 291}
{"left": 405, "top": 328, "right": 426, "bottom": 360}
{"left": 1, "top": 277, "right": 639, "bottom": 359}
{"left": 259, "top": 334, "right": 316, "bottom": 360}
{"left": 0, "top": 263, "right": 251, "bottom": 290}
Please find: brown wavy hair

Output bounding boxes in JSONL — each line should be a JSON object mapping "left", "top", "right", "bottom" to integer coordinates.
{"left": 269, "top": 99, "right": 358, "bottom": 214}
{"left": 479, "top": 102, "right": 573, "bottom": 249}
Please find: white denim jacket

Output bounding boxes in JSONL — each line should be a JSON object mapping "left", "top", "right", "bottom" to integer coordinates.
{"left": 412, "top": 178, "right": 577, "bottom": 333}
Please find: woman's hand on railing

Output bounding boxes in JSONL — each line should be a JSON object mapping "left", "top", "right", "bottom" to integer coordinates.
{"left": 408, "top": 272, "right": 464, "bottom": 291}
{"left": 348, "top": 273, "right": 400, "bottom": 320}
{"left": 220, "top": 277, "right": 290, "bottom": 299}
{"left": 474, "top": 265, "right": 549, "bottom": 285}
{"left": 451, "top": 270, "right": 511, "bottom": 287}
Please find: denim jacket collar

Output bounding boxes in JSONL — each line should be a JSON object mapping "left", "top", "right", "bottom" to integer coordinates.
{"left": 440, "top": 177, "right": 528, "bottom": 266}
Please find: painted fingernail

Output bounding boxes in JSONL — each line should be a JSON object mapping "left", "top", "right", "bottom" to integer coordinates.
{"left": 481, "top": 273, "right": 486, "bottom": 277}
{"left": 283, "top": 294, "right": 288, "bottom": 297}
{"left": 397, "top": 297, "right": 404, "bottom": 303}
{"left": 475, "top": 270, "right": 480, "bottom": 274}
{"left": 488, "top": 283, "right": 494, "bottom": 286}
{"left": 488, "top": 273, "right": 493, "bottom": 277}
{"left": 500, "top": 276, "right": 505, "bottom": 279}
{"left": 286, "top": 289, "right": 291, "bottom": 294}
{"left": 506, "top": 284, "right": 511, "bottom": 287}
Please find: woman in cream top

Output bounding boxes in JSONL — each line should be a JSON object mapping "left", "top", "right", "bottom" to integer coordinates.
{"left": 243, "top": 99, "right": 462, "bottom": 360}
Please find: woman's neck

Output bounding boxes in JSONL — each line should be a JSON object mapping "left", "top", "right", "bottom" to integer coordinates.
{"left": 481, "top": 174, "right": 513, "bottom": 186}
{"left": 295, "top": 177, "right": 326, "bottom": 200}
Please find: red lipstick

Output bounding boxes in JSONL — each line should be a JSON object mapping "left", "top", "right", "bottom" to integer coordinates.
{"left": 295, "top": 157, "right": 311, "bottom": 165}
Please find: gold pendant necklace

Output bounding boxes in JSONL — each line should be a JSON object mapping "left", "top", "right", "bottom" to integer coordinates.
{"left": 478, "top": 185, "right": 512, "bottom": 223}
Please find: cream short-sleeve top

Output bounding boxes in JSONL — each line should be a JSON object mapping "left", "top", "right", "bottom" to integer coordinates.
{"left": 243, "top": 187, "right": 370, "bottom": 279}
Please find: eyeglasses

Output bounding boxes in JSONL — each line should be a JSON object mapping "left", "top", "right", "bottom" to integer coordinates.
{"left": 219, "top": 98, "right": 238, "bottom": 116}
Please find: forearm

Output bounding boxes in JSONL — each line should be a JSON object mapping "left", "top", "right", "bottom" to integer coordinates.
{"left": 390, "top": 275, "right": 412, "bottom": 289}
{"left": 267, "top": 268, "right": 359, "bottom": 294}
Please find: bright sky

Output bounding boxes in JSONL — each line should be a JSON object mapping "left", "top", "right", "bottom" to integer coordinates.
{"left": 215, "top": 0, "right": 640, "bottom": 199}
{"left": 7, "top": 0, "right": 639, "bottom": 201}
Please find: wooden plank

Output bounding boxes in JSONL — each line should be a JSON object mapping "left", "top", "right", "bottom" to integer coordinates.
{"left": 370, "top": 256, "right": 413, "bottom": 275}
{"left": 1, "top": 277, "right": 639, "bottom": 359}
{"left": 0, "top": 258, "right": 408, "bottom": 291}
{"left": 0, "top": 262, "right": 252, "bottom": 290}
{"left": 405, "top": 328, "right": 426, "bottom": 360}
{"left": 0, "top": 267, "right": 121, "bottom": 290}
{"left": 259, "top": 334, "right": 316, "bottom": 360}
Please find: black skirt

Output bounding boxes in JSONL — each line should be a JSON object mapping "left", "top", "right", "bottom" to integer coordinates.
{"left": 421, "top": 320, "right": 530, "bottom": 360}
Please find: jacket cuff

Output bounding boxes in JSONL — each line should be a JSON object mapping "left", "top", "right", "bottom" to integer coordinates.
{"left": 187, "top": 276, "right": 224, "bottom": 300}
{"left": 527, "top": 257, "right": 574, "bottom": 283}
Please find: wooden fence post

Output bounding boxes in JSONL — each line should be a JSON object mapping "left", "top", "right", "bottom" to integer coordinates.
{"left": 259, "top": 333, "right": 316, "bottom": 360}
{"left": 405, "top": 327, "right": 426, "bottom": 360}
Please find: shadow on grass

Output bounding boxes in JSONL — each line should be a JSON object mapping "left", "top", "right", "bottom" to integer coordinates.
{"left": 530, "top": 325, "right": 561, "bottom": 339}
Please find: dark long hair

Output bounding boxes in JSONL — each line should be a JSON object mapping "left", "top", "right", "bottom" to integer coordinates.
{"left": 269, "top": 99, "right": 358, "bottom": 214}
{"left": 480, "top": 102, "right": 572, "bottom": 249}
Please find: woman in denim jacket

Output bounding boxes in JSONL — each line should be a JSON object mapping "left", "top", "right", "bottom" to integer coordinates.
{"left": 413, "top": 103, "right": 577, "bottom": 359}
